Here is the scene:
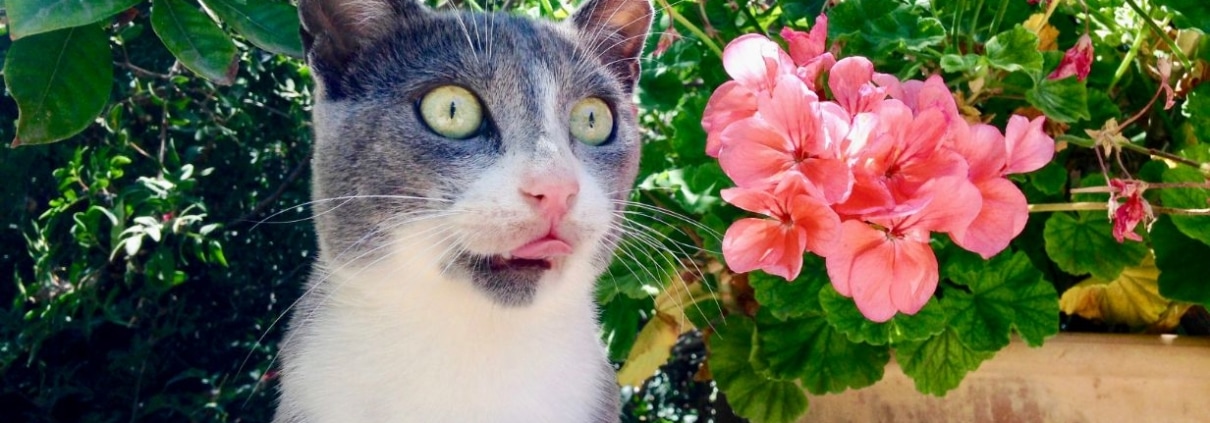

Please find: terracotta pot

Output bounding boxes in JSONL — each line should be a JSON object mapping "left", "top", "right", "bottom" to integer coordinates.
{"left": 803, "top": 333, "right": 1210, "bottom": 422}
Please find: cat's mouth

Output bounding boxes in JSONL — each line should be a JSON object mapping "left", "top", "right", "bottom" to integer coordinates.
{"left": 484, "top": 236, "right": 574, "bottom": 272}
{"left": 487, "top": 254, "right": 553, "bottom": 271}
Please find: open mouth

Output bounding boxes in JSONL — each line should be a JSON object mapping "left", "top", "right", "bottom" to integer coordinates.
{"left": 486, "top": 253, "right": 552, "bottom": 271}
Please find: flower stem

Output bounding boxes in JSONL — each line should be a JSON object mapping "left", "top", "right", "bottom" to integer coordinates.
{"left": 657, "top": 0, "right": 723, "bottom": 57}
{"left": 1030, "top": 202, "right": 1210, "bottom": 216}
{"left": 1058, "top": 135, "right": 1210, "bottom": 176}
{"left": 1109, "top": 17, "right": 1150, "bottom": 92}
{"left": 1122, "top": 0, "right": 1193, "bottom": 70}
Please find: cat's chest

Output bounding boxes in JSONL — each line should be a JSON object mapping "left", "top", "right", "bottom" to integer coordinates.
{"left": 284, "top": 265, "right": 612, "bottom": 422}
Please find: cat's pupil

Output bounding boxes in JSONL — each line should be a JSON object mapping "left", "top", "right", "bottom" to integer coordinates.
{"left": 448, "top": 102, "right": 457, "bottom": 119}
{"left": 588, "top": 112, "right": 595, "bottom": 128}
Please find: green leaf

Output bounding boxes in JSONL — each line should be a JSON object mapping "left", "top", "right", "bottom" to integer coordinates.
{"left": 939, "top": 54, "right": 982, "bottom": 73}
{"left": 708, "top": 318, "right": 809, "bottom": 423}
{"left": 1025, "top": 76, "right": 1090, "bottom": 123}
{"left": 6, "top": 0, "right": 141, "bottom": 39}
{"left": 819, "top": 284, "right": 946, "bottom": 346}
{"left": 754, "top": 309, "right": 889, "bottom": 394}
{"left": 1160, "top": 165, "right": 1210, "bottom": 246}
{"left": 1028, "top": 159, "right": 1068, "bottom": 196}
{"left": 201, "top": 0, "right": 304, "bottom": 57}
{"left": 1043, "top": 212, "right": 1148, "bottom": 280}
{"left": 599, "top": 295, "right": 647, "bottom": 361}
{"left": 943, "top": 251, "right": 1059, "bottom": 350}
{"left": 151, "top": 0, "right": 239, "bottom": 84}
{"left": 895, "top": 327, "right": 995, "bottom": 396}
{"left": 749, "top": 255, "right": 830, "bottom": 320}
{"left": 4, "top": 25, "right": 113, "bottom": 146}
{"left": 828, "top": 0, "right": 944, "bottom": 62}
{"left": 985, "top": 26, "right": 1043, "bottom": 74}
{"left": 1155, "top": 0, "right": 1210, "bottom": 32}
{"left": 1151, "top": 217, "right": 1210, "bottom": 308}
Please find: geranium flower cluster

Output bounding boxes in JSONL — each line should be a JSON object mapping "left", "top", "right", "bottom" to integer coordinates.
{"left": 704, "top": 16, "right": 1056, "bottom": 322}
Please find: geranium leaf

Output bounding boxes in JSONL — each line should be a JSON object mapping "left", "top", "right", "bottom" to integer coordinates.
{"left": 1043, "top": 212, "right": 1148, "bottom": 281}
{"left": 201, "top": 0, "right": 304, "bottom": 57}
{"left": 819, "top": 283, "right": 946, "bottom": 346}
{"left": 895, "top": 327, "right": 995, "bottom": 396}
{"left": 6, "top": 0, "right": 140, "bottom": 39}
{"left": 1160, "top": 165, "right": 1210, "bottom": 246}
{"left": 985, "top": 25, "right": 1043, "bottom": 74}
{"left": 750, "top": 255, "right": 830, "bottom": 320}
{"left": 151, "top": 0, "right": 239, "bottom": 84}
{"left": 598, "top": 295, "right": 648, "bottom": 361}
{"left": 944, "top": 251, "right": 1059, "bottom": 350}
{"left": 1025, "top": 76, "right": 1090, "bottom": 123}
{"left": 1151, "top": 217, "right": 1210, "bottom": 308}
{"left": 827, "top": 0, "right": 944, "bottom": 62}
{"left": 708, "top": 318, "right": 809, "bottom": 423}
{"left": 753, "top": 308, "right": 889, "bottom": 394}
{"left": 4, "top": 25, "right": 113, "bottom": 146}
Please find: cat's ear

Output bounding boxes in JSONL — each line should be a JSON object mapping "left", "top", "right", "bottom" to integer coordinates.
{"left": 569, "top": 0, "right": 653, "bottom": 92}
{"left": 298, "top": 0, "right": 426, "bottom": 68}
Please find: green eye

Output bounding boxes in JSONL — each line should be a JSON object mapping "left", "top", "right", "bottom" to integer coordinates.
{"left": 569, "top": 97, "right": 614, "bottom": 146}
{"left": 419, "top": 85, "right": 483, "bottom": 139}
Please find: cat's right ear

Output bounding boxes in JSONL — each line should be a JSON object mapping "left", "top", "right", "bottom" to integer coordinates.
{"left": 298, "top": 0, "right": 425, "bottom": 71}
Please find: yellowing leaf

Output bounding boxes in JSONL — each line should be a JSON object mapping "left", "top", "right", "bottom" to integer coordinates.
{"left": 616, "top": 280, "right": 714, "bottom": 386}
{"left": 1023, "top": 13, "right": 1059, "bottom": 51}
{"left": 1059, "top": 255, "right": 1191, "bottom": 331}
{"left": 616, "top": 314, "right": 680, "bottom": 386}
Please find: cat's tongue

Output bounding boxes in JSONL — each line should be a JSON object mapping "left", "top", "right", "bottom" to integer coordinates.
{"left": 509, "top": 237, "right": 573, "bottom": 259}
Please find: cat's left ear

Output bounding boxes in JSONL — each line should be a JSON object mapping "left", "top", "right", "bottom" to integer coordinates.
{"left": 569, "top": 0, "right": 653, "bottom": 93}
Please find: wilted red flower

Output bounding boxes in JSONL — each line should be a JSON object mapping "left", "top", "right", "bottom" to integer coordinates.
{"left": 1049, "top": 34, "right": 1093, "bottom": 81}
{"left": 1108, "top": 179, "right": 1153, "bottom": 243}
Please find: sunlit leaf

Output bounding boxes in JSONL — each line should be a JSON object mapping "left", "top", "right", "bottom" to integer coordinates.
{"left": 708, "top": 318, "right": 809, "bottom": 423}
{"left": 944, "top": 251, "right": 1059, "bottom": 350}
{"left": 616, "top": 314, "right": 680, "bottom": 386}
{"left": 754, "top": 309, "right": 889, "bottom": 394}
{"left": 4, "top": 25, "right": 113, "bottom": 146}
{"left": 6, "top": 0, "right": 140, "bottom": 39}
{"left": 985, "top": 25, "right": 1043, "bottom": 74}
{"left": 1026, "top": 76, "right": 1090, "bottom": 123}
{"left": 895, "top": 327, "right": 994, "bottom": 396}
{"left": 819, "top": 284, "right": 946, "bottom": 346}
{"left": 202, "top": 0, "right": 304, "bottom": 57}
{"left": 1060, "top": 255, "right": 1190, "bottom": 331}
{"left": 1043, "top": 212, "right": 1148, "bottom": 280}
{"left": 151, "top": 0, "right": 239, "bottom": 84}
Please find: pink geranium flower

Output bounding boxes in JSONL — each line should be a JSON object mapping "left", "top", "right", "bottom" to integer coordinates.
{"left": 780, "top": 15, "right": 835, "bottom": 89}
{"left": 826, "top": 177, "right": 981, "bottom": 322}
{"left": 721, "top": 176, "right": 842, "bottom": 280}
{"left": 718, "top": 75, "right": 853, "bottom": 203}
{"left": 1049, "top": 34, "right": 1093, "bottom": 81}
{"left": 829, "top": 57, "right": 887, "bottom": 116}
{"left": 702, "top": 34, "right": 796, "bottom": 157}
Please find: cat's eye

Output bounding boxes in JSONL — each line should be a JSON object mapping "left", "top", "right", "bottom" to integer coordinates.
{"left": 569, "top": 97, "right": 614, "bottom": 146}
{"left": 419, "top": 85, "right": 484, "bottom": 139}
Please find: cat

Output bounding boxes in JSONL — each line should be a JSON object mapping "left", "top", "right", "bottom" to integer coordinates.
{"left": 272, "top": 0, "right": 653, "bottom": 421}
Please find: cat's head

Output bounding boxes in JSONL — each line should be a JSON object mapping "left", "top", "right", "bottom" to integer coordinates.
{"left": 298, "top": 0, "right": 652, "bottom": 306}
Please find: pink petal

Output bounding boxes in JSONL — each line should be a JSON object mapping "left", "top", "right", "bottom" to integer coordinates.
{"left": 722, "top": 34, "right": 793, "bottom": 92}
{"left": 950, "top": 178, "right": 1028, "bottom": 258}
{"left": 718, "top": 118, "right": 795, "bottom": 189}
{"left": 703, "top": 81, "right": 758, "bottom": 157}
{"left": 1002, "top": 115, "right": 1054, "bottom": 175}
{"left": 953, "top": 123, "right": 1008, "bottom": 182}
{"left": 758, "top": 75, "right": 824, "bottom": 154}
{"left": 720, "top": 186, "right": 779, "bottom": 216}
{"left": 829, "top": 57, "right": 886, "bottom": 115}
{"left": 722, "top": 218, "right": 807, "bottom": 280}
{"left": 798, "top": 157, "right": 854, "bottom": 205}
{"left": 886, "top": 238, "right": 939, "bottom": 316}
{"left": 826, "top": 221, "right": 899, "bottom": 322}
{"left": 902, "top": 175, "right": 983, "bottom": 235}
{"left": 784, "top": 188, "right": 843, "bottom": 257}
{"left": 781, "top": 15, "right": 829, "bottom": 66}
{"left": 1048, "top": 34, "right": 1093, "bottom": 81}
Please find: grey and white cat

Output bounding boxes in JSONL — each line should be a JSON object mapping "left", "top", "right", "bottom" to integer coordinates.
{"left": 273, "top": 0, "right": 652, "bottom": 421}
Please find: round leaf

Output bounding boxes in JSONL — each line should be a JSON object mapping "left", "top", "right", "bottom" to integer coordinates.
{"left": 895, "top": 327, "right": 995, "bottom": 396}
{"left": 943, "top": 251, "right": 1059, "bottom": 350}
{"left": 708, "top": 318, "right": 809, "bottom": 423}
{"left": 1043, "top": 212, "right": 1148, "bottom": 281}
{"left": 753, "top": 309, "right": 889, "bottom": 394}
{"left": 819, "top": 284, "right": 946, "bottom": 346}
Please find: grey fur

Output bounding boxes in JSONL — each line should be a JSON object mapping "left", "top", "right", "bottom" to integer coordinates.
{"left": 275, "top": 0, "right": 652, "bottom": 421}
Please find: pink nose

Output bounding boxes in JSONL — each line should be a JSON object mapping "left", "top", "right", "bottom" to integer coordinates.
{"left": 520, "top": 176, "right": 580, "bottom": 223}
